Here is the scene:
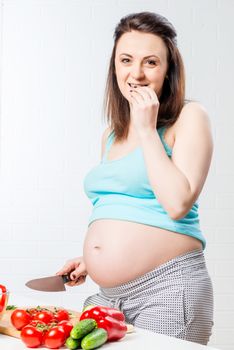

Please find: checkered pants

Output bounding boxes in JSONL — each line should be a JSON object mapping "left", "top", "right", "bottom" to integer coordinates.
{"left": 83, "top": 249, "right": 214, "bottom": 345}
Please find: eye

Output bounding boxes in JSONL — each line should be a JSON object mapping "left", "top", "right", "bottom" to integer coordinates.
{"left": 121, "top": 58, "right": 157, "bottom": 66}
{"left": 147, "top": 60, "right": 157, "bottom": 66}
{"left": 121, "top": 58, "right": 130, "bottom": 63}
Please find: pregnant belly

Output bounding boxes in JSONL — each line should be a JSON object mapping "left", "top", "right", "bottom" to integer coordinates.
{"left": 83, "top": 219, "right": 202, "bottom": 288}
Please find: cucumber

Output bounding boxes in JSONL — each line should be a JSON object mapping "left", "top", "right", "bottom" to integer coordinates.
{"left": 65, "top": 336, "right": 81, "bottom": 350}
{"left": 70, "top": 319, "right": 97, "bottom": 340}
{"left": 81, "top": 328, "right": 108, "bottom": 350}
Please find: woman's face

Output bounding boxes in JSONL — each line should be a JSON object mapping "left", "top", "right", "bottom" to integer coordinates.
{"left": 114, "top": 30, "right": 168, "bottom": 101}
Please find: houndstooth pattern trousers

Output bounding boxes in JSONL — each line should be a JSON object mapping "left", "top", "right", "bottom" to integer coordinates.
{"left": 83, "top": 249, "right": 214, "bottom": 345}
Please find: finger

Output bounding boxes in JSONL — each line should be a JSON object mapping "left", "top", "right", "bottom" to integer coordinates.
{"left": 130, "top": 90, "right": 141, "bottom": 104}
{"left": 142, "top": 86, "right": 159, "bottom": 101}
{"left": 130, "top": 90, "right": 149, "bottom": 107}
{"left": 70, "top": 270, "right": 80, "bottom": 280}
{"left": 131, "top": 89, "right": 145, "bottom": 102}
{"left": 133, "top": 87, "right": 152, "bottom": 100}
{"left": 56, "top": 262, "right": 79, "bottom": 276}
{"left": 70, "top": 264, "right": 86, "bottom": 280}
{"left": 74, "top": 275, "right": 87, "bottom": 285}
{"left": 56, "top": 267, "right": 72, "bottom": 276}
{"left": 67, "top": 275, "right": 87, "bottom": 287}
{"left": 56, "top": 268, "right": 69, "bottom": 276}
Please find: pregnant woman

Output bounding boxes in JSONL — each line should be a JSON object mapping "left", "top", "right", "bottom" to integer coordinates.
{"left": 57, "top": 12, "right": 214, "bottom": 345}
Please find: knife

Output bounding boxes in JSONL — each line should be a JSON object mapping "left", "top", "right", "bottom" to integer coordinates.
{"left": 25, "top": 274, "right": 73, "bottom": 292}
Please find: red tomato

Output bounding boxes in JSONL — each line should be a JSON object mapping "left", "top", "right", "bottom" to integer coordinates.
{"left": 11, "top": 309, "right": 32, "bottom": 330}
{"left": 21, "top": 325, "right": 43, "bottom": 348}
{"left": 34, "top": 310, "right": 54, "bottom": 324}
{"left": 53, "top": 309, "right": 70, "bottom": 322}
{"left": 27, "top": 308, "right": 41, "bottom": 318}
{"left": 29, "top": 320, "right": 47, "bottom": 327}
{"left": 44, "top": 326, "right": 66, "bottom": 349}
{"left": 57, "top": 320, "right": 73, "bottom": 337}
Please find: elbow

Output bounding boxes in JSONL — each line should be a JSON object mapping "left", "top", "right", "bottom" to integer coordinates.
{"left": 168, "top": 205, "right": 189, "bottom": 221}
{"left": 169, "top": 210, "right": 186, "bottom": 221}
{"left": 157, "top": 192, "right": 195, "bottom": 221}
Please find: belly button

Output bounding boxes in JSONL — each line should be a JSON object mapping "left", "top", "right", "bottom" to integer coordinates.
{"left": 94, "top": 246, "right": 101, "bottom": 249}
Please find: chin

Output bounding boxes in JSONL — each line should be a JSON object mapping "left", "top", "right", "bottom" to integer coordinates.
{"left": 121, "top": 91, "right": 131, "bottom": 102}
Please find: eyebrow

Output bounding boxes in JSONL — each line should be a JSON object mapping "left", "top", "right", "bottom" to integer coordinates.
{"left": 119, "top": 53, "right": 160, "bottom": 60}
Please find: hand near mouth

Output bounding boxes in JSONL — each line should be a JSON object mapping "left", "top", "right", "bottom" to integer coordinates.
{"left": 129, "top": 85, "right": 159, "bottom": 136}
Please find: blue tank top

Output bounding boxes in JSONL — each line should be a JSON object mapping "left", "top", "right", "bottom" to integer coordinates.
{"left": 83, "top": 126, "right": 206, "bottom": 250}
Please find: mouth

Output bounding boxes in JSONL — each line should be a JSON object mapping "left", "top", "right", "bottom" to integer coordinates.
{"left": 128, "top": 83, "right": 149, "bottom": 88}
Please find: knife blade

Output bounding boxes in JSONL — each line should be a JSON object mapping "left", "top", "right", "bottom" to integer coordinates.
{"left": 25, "top": 274, "right": 72, "bottom": 292}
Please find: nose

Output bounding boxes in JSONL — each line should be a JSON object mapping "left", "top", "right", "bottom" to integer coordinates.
{"left": 130, "top": 62, "right": 145, "bottom": 80}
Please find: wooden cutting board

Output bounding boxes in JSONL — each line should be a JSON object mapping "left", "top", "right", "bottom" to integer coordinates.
{"left": 0, "top": 306, "right": 81, "bottom": 338}
{"left": 0, "top": 306, "right": 134, "bottom": 338}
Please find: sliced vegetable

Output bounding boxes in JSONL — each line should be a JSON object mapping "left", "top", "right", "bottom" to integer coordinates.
{"left": 0, "top": 284, "right": 7, "bottom": 313}
{"left": 81, "top": 328, "right": 108, "bottom": 350}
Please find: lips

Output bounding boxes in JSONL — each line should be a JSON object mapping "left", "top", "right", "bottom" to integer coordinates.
{"left": 128, "top": 83, "right": 148, "bottom": 87}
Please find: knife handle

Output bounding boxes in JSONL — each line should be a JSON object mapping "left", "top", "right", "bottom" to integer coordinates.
{"left": 62, "top": 274, "right": 72, "bottom": 283}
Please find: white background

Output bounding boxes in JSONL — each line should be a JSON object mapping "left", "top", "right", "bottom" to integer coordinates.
{"left": 0, "top": 1, "right": 233, "bottom": 349}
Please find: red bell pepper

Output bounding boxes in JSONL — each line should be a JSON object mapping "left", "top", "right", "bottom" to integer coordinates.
{"left": 80, "top": 306, "right": 127, "bottom": 342}
{"left": 80, "top": 305, "right": 125, "bottom": 322}
{"left": 0, "top": 284, "right": 7, "bottom": 313}
{"left": 96, "top": 315, "right": 127, "bottom": 341}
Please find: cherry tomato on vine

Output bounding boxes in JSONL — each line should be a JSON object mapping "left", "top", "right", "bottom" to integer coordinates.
{"left": 53, "top": 309, "right": 70, "bottom": 322}
{"left": 11, "top": 309, "right": 32, "bottom": 330}
{"left": 29, "top": 320, "right": 47, "bottom": 327}
{"left": 57, "top": 320, "right": 73, "bottom": 337}
{"left": 34, "top": 310, "right": 54, "bottom": 324}
{"left": 27, "top": 308, "right": 41, "bottom": 318}
{"left": 20, "top": 324, "right": 44, "bottom": 348}
{"left": 44, "top": 326, "right": 66, "bottom": 349}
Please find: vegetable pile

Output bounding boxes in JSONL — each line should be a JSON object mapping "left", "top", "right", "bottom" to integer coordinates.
{"left": 10, "top": 304, "right": 128, "bottom": 349}
{"left": 10, "top": 306, "right": 72, "bottom": 348}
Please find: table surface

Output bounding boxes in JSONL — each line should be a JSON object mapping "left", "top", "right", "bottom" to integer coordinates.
{"left": 0, "top": 294, "right": 220, "bottom": 350}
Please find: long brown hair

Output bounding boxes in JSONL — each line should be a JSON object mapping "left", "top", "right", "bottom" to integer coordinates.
{"left": 102, "top": 12, "right": 188, "bottom": 141}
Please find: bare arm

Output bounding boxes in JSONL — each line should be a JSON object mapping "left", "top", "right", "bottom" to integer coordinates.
{"left": 139, "top": 102, "right": 214, "bottom": 220}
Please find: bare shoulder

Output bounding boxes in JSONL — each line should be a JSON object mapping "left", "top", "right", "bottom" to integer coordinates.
{"left": 172, "top": 101, "right": 213, "bottom": 163}
{"left": 174, "top": 101, "right": 212, "bottom": 134}
{"left": 101, "top": 126, "right": 112, "bottom": 158}
{"left": 101, "top": 126, "right": 112, "bottom": 145}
